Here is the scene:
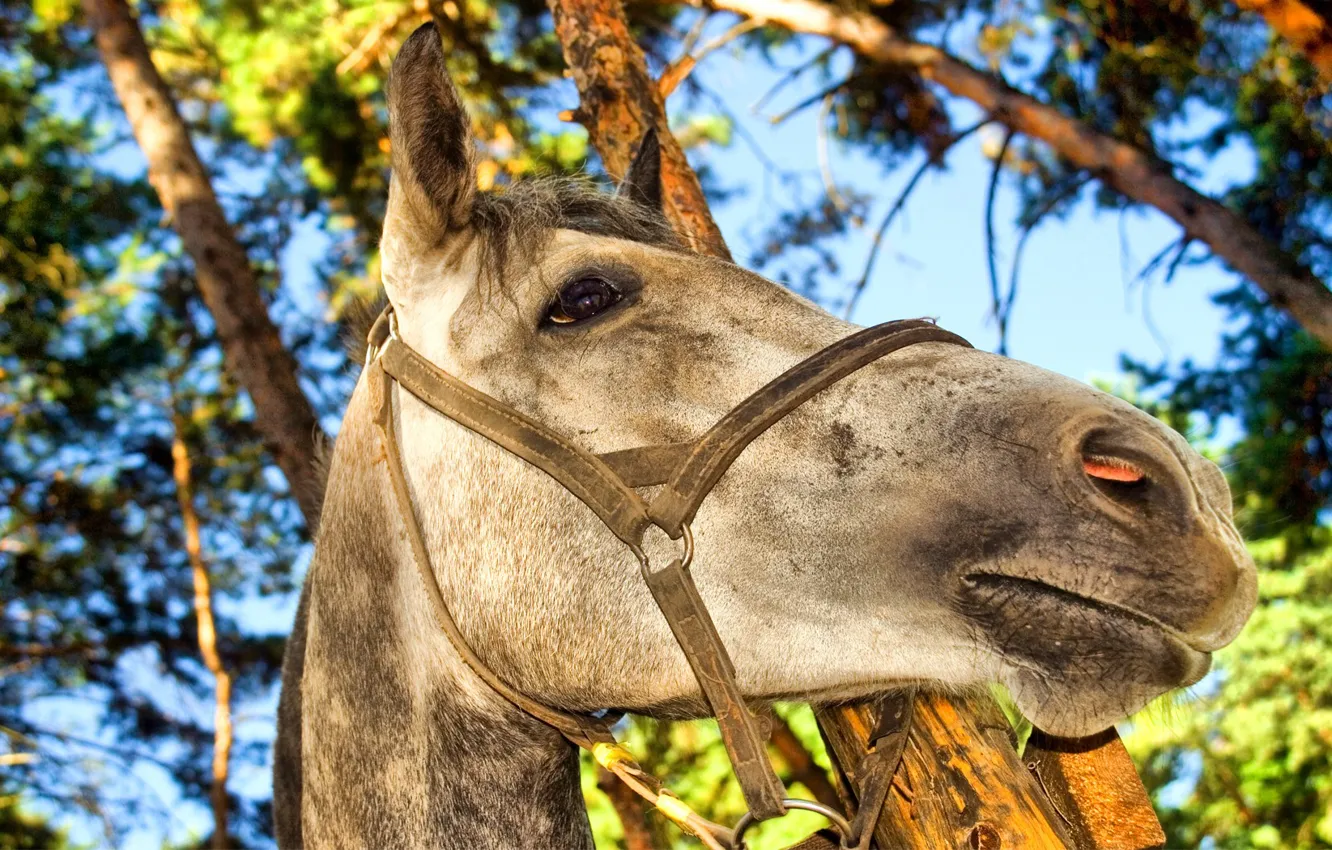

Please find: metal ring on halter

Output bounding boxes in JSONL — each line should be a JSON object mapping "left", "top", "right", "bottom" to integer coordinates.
{"left": 631, "top": 521, "right": 694, "bottom": 577}
{"left": 732, "top": 799, "right": 854, "bottom": 850}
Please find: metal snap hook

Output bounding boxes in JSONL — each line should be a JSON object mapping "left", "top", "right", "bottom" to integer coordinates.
{"left": 732, "top": 799, "right": 855, "bottom": 850}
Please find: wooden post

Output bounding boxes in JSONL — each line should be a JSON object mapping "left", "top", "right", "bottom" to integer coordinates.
{"left": 546, "top": 2, "right": 1164, "bottom": 848}
{"left": 818, "top": 694, "right": 1073, "bottom": 849}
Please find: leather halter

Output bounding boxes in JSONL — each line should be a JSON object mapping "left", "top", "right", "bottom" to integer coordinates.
{"left": 364, "top": 307, "right": 970, "bottom": 848}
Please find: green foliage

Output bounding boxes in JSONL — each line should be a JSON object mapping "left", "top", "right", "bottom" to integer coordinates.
{"left": 0, "top": 788, "right": 73, "bottom": 850}
{"left": 583, "top": 707, "right": 834, "bottom": 850}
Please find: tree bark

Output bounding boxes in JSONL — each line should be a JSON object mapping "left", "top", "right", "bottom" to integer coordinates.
{"left": 548, "top": 0, "right": 732, "bottom": 259}
{"left": 84, "top": 0, "right": 325, "bottom": 524}
{"left": 1238, "top": 0, "right": 1332, "bottom": 82}
{"left": 703, "top": 0, "right": 1332, "bottom": 349}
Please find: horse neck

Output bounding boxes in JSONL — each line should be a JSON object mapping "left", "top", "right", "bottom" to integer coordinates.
{"left": 298, "top": 378, "right": 594, "bottom": 849}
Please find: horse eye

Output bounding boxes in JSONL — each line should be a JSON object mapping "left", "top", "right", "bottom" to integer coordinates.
{"left": 546, "top": 277, "right": 622, "bottom": 325}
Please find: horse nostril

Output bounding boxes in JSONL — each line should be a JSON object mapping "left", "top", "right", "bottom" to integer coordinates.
{"left": 1076, "top": 427, "right": 1180, "bottom": 517}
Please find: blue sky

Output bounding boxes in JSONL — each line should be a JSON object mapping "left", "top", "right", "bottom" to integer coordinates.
{"left": 42, "top": 15, "right": 1260, "bottom": 849}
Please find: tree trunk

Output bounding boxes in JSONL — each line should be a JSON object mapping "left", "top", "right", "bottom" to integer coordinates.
{"left": 1237, "top": 0, "right": 1332, "bottom": 83}
{"left": 83, "top": 0, "right": 325, "bottom": 524}
{"left": 703, "top": 0, "right": 1332, "bottom": 350}
{"left": 816, "top": 695, "right": 1074, "bottom": 849}
{"left": 548, "top": 0, "right": 731, "bottom": 260}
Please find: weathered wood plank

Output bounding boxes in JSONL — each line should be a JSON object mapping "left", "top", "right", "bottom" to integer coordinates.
{"left": 1025, "top": 729, "right": 1166, "bottom": 850}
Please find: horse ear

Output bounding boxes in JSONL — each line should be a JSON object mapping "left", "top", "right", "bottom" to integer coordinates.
{"left": 387, "top": 22, "right": 476, "bottom": 233}
{"left": 617, "top": 129, "right": 664, "bottom": 215}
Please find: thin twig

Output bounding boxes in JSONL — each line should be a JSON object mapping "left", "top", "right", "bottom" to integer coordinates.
{"left": 1004, "top": 174, "right": 1090, "bottom": 350}
{"left": 766, "top": 76, "right": 851, "bottom": 125}
{"left": 750, "top": 44, "right": 837, "bottom": 115}
{"left": 817, "top": 92, "right": 853, "bottom": 217}
{"left": 691, "top": 78, "right": 802, "bottom": 214}
{"left": 845, "top": 120, "right": 988, "bottom": 320}
{"left": 679, "top": 9, "right": 713, "bottom": 56}
{"left": 1134, "top": 235, "right": 1189, "bottom": 287}
{"left": 660, "top": 16, "right": 766, "bottom": 97}
{"left": 985, "top": 128, "right": 1014, "bottom": 354}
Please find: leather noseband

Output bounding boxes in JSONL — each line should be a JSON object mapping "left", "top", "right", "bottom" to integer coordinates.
{"left": 364, "top": 307, "right": 970, "bottom": 848}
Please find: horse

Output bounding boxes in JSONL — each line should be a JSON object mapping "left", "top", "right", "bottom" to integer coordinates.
{"left": 273, "top": 23, "right": 1255, "bottom": 849}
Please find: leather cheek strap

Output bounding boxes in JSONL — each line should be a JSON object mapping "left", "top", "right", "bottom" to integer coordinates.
{"left": 377, "top": 340, "right": 653, "bottom": 547}
{"left": 372, "top": 315, "right": 970, "bottom": 830}
{"left": 370, "top": 361, "right": 618, "bottom": 750}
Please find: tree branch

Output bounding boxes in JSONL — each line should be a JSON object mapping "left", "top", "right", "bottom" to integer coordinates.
{"left": 337, "top": 0, "right": 430, "bottom": 75}
{"left": 1237, "top": 0, "right": 1332, "bottom": 83}
{"left": 82, "top": 0, "right": 325, "bottom": 524}
{"left": 846, "top": 120, "right": 988, "bottom": 320}
{"left": 659, "top": 16, "right": 766, "bottom": 98}
{"left": 768, "top": 715, "right": 840, "bottom": 808}
{"left": 703, "top": 0, "right": 1332, "bottom": 349}
{"left": 171, "top": 417, "right": 233, "bottom": 850}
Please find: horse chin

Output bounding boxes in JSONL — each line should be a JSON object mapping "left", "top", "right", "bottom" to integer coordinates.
{"left": 1002, "top": 647, "right": 1210, "bottom": 737}
{"left": 958, "top": 573, "right": 1213, "bottom": 737}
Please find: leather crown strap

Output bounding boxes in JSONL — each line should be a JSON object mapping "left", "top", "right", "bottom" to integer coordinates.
{"left": 365, "top": 308, "right": 969, "bottom": 847}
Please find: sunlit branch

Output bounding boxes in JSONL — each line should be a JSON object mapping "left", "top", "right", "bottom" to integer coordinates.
{"left": 660, "top": 16, "right": 766, "bottom": 97}
{"left": 1236, "top": 0, "right": 1332, "bottom": 83}
{"left": 817, "top": 92, "right": 854, "bottom": 219}
{"left": 171, "top": 416, "right": 234, "bottom": 850}
{"left": 337, "top": 0, "right": 431, "bottom": 75}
